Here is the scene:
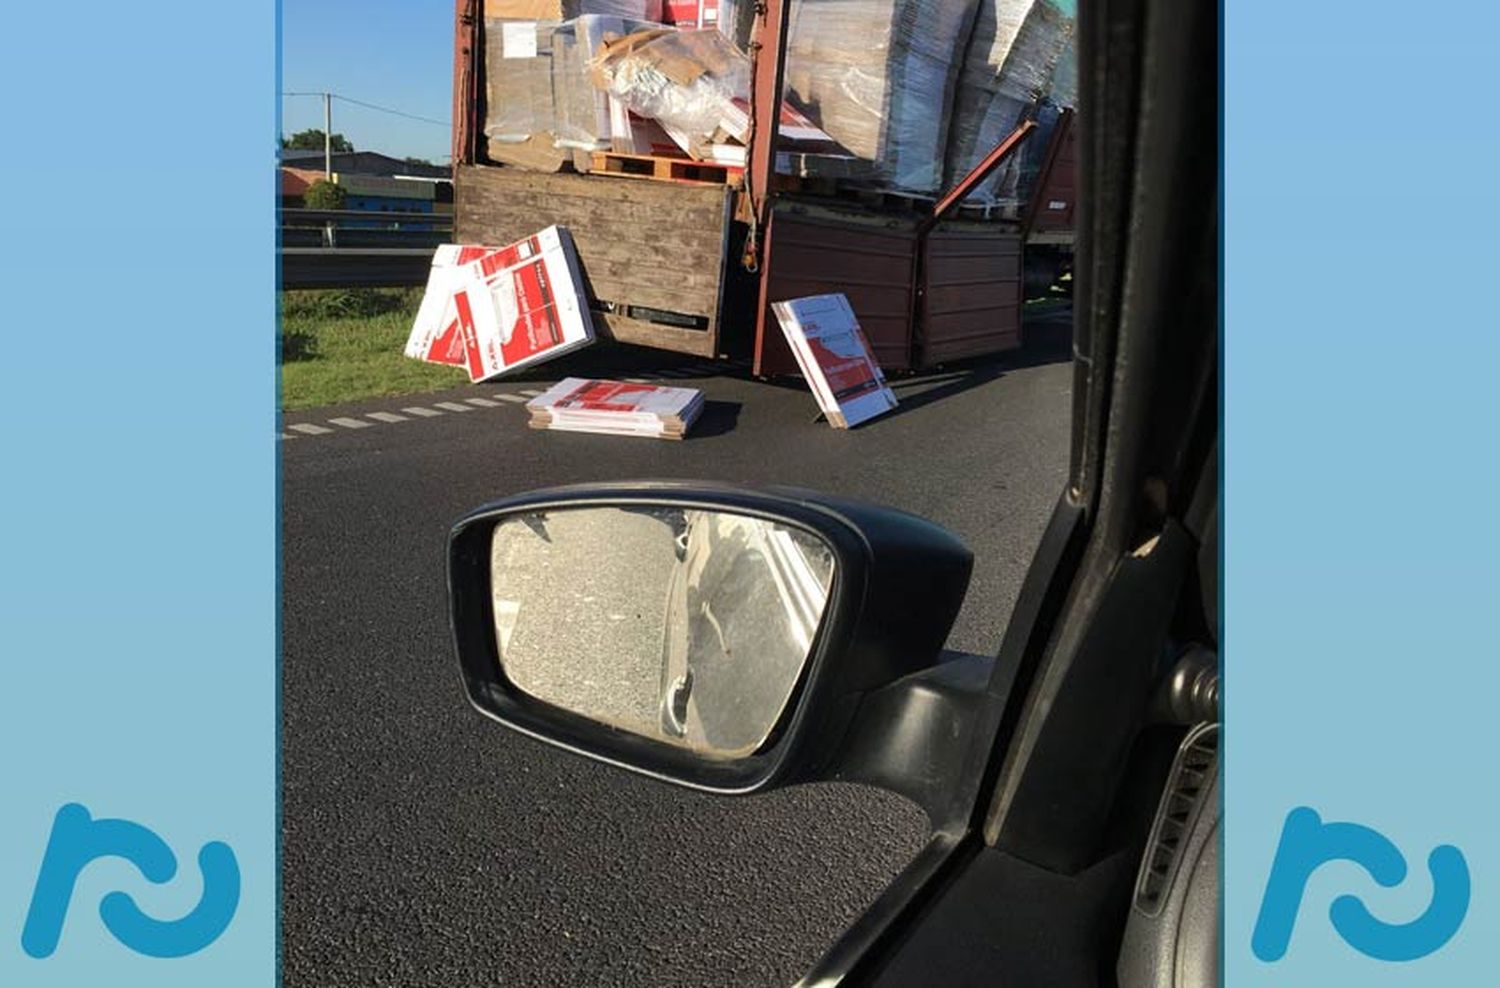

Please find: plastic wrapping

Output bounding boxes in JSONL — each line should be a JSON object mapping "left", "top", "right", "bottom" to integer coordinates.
{"left": 590, "top": 29, "right": 751, "bottom": 152}
{"left": 717, "top": 0, "right": 753, "bottom": 47}
{"left": 484, "top": 19, "right": 562, "bottom": 143}
{"left": 552, "top": 15, "right": 658, "bottom": 149}
{"left": 1047, "top": 36, "right": 1077, "bottom": 108}
{"left": 1014, "top": 99, "right": 1061, "bottom": 202}
{"left": 483, "top": 0, "right": 665, "bottom": 148}
{"left": 944, "top": 0, "right": 1073, "bottom": 198}
{"left": 783, "top": 0, "right": 979, "bottom": 193}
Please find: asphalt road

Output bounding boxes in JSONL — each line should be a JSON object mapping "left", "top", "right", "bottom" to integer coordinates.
{"left": 281, "top": 309, "right": 1073, "bottom": 987}
{"left": 491, "top": 506, "right": 682, "bottom": 735}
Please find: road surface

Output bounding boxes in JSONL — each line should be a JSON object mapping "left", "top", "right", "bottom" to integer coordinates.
{"left": 281, "top": 310, "right": 1073, "bottom": 987}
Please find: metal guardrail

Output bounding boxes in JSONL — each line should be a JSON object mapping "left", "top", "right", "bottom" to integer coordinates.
{"left": 279, "top": 209, "right": 450, "bottom": 289}
{"left": 282, "top": 208, "right": 454, "bottom": 227}
{"left": 281, "top": 248, "right": 437, "bottom": 289}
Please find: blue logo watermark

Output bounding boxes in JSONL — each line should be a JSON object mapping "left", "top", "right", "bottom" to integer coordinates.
{"left": 1253, "top": 806, "right": 1469, "bottom": 962}
{"left": 21, "top": 803, "right": 240, "bottom": 959}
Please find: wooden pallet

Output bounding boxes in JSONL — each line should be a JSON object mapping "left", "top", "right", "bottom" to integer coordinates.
{"left": 589, "top": 151, "right": 743, "bottom": 188}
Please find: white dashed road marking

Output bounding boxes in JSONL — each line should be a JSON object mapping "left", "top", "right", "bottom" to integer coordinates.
{"left": 282, "top": 383, "right": 560, "bottom": 439}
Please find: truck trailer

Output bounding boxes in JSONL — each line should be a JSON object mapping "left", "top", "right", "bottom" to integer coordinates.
{"left": 449, "top": 0, "right": 1076, "bottom": 374}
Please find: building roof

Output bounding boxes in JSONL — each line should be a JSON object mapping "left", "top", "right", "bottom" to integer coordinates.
{"left": 280, "top": 166, "right": 325, "bottom": 198}
{"left": 277, "top": 149, "right": 449, "bottom": 179}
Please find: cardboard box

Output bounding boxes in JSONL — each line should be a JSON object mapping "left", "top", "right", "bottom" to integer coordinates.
{"left": 405, "top": 227, "right": 596, "bottom": 382}
{"left": 771, "top": 293, "right": 898, "bottom": 429}
{"left": 405, "top": 245, "right": 503, "bottom": 370}
{"left": 456, "top": 226, "right": 596, "bottom": 380}
{"left": 485, "top": 135, "right": 571, "bottom": 172}
{"left": 527, "top": 378, "right": 705, "bottom": 439}
{"left": 483, "top": 19, "right": 560, "bottom": 146}
{"left": 662, "top": 0, "right": 720, "bottom": 29}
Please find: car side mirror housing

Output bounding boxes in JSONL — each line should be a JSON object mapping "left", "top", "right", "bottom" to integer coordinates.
{"left": 448, "top": 482, "right": 975, "bottom": 796}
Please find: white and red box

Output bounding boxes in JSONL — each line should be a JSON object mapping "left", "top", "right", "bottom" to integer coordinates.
{"left": 405, "top": 244, "right": 496, "bottom": 371}
{"left": 662, "top": 0, "right": 720, "bottom": 30}
{"left": 770, "top": 293, "right": 898, "bottom": 429}
{"left": 526, "top": 377, "right": 705, "bottom": 439}
{"left": 404, "top": 226, "right": 596, "bottom": 382}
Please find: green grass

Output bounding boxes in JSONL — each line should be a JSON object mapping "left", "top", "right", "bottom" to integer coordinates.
{"left": 280, "top": 288, "right": 468, "bottom": 410}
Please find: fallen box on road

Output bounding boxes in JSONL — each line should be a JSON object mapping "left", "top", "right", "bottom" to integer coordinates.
{"left": 404, "top": 226, "right": 596, "bottom": 382}
{"left": 526, "top": 377, "right": 705, "bottom": 439}
{"left": 771, "top": 292, "right": 898, "bottom": 429}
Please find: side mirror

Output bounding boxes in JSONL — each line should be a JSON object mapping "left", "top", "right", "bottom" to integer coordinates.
{"left": 448, "top": 482, "right": 976, "bottom": 796}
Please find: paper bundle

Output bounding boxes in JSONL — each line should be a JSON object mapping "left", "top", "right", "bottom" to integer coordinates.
{"left": 783, "top": 0, "right": 980, "bottom": 193}
{"left": 404, "top": 226, "right": 596, "bottom": 382}
{"left": 526, "top": 377, "right": 705, "bottom": 439}
{"left": 770, "top": 293, "right": 898, "bottom": 429}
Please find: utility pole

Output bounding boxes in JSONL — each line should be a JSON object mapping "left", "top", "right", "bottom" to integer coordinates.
{"left": 323, "top": 92, "right": 333, "bottom": 179}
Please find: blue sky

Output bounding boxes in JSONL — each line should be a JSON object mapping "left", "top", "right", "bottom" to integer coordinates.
{"left": 281, "top": 0, "right": 455, "bottom": 162}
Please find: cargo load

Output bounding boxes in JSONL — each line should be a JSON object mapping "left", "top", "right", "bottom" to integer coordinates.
{"left": 553, "top": 15, "right": 663, "bottom": 150}
{"left": 482, "top": 0, "right": 664, "bottom": 167}
{"left": 772, "top": 293, "right": 898, "bottom": 428}
{"left": 944, "top": 0, "right": 1074, "bottom": 201}
{"left": 782, "top": 0, "right": 981, "bottom": 194}
{"left": 527, "top": 378, "right": 706, "bottom": 438}
{"left": 405, "top": 227, "right": 596, "bottom": 382}
{"left": 590, "top": 28, "right": 843, "bottom": 163}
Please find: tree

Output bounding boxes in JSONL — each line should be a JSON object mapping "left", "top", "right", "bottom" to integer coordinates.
{"left": 282, "top": 129, "right": 353, "bottom": 153}
{"left": 303, "top": 180, "right": 346, "bottom": 210}
{"left": 403, "top": 156, "right": 437, "bottom": 168}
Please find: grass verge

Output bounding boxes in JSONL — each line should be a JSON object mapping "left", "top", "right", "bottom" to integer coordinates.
{"left": 280, "top": 288, "right": 468, "bottom": 411}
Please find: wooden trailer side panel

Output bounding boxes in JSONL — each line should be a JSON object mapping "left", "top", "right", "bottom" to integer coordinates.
{"left": 1024, "top": 109, "right": 1077, "bottom": 240}
{"left": 754, "top": 204, "right": 919, "bottom": 376}
{"left": 919, "top": 225, "right": 1024, "bottom": 365}
{"left": 456, "top": 166, "right": 734, "bottom": 357}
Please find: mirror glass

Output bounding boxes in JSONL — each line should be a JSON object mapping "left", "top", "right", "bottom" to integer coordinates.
{"left": 489, "top": 505, "right": 836, "bottom": 759}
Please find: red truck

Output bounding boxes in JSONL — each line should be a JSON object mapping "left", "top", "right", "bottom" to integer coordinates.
{"left": 449, "top": 0, "right": 1077, "bottom": 375}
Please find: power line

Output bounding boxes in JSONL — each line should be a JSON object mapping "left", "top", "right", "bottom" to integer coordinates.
{"left": 334, "top": 95, "right": 449, "bottom": 128}
{"left": 280, "top": 91, "right": 448, "bottom": 128}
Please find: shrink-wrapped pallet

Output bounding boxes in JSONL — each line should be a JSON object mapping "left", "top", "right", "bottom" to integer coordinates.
{"left": 552, "top": 15, "right": 662, "bottom": 149}
{"left": 589, "top": 29, "right": 751, "bottom": 152}
{"left": 944, "top": 0, "right": 1073, "bottom": 200}
{"left": 482, "top": 0, "right": 664, "bottom": 161}
{"left": 782, "top": 0, "right": 979, "bottom": 194}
